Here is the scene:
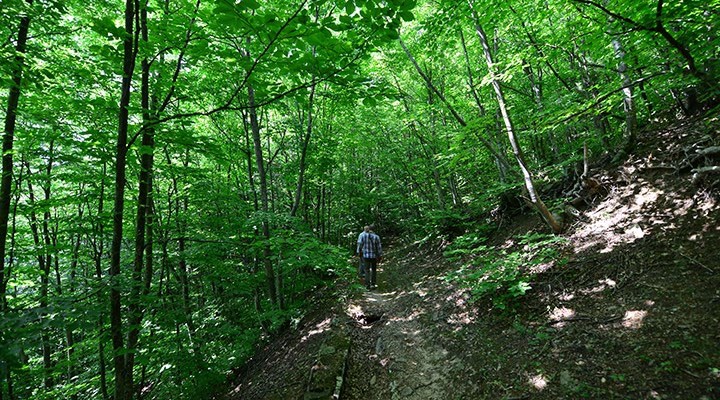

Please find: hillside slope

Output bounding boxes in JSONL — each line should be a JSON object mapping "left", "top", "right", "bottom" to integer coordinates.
{"left": 220, "top": 116, "right": 720, "bottom": 400}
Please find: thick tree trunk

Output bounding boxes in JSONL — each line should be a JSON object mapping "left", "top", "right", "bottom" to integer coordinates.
{"left": 0, "top": 0, "right": 33, "bottom": 327}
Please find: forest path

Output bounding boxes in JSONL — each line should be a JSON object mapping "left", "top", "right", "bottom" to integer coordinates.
{"left": 340, "top": 246, "right": 479, "bottom": 399}
{"left": 224, "top": 116, "right": 720, "bottom": 400}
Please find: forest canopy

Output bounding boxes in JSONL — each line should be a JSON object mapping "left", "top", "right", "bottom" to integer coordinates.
{"left": 0, "top": 0, "right": 717, "bottom": 398}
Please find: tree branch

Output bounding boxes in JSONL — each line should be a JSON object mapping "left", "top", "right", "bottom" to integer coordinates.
{"left": 557, "top": 71, "right": 665, "bottom": 124}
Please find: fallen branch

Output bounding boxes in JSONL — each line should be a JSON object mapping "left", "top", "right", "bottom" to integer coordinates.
{"left": 691, "top": 166, "right": 720, "bottom": 185}
{"left": 697, "top": 146, "right": 720, "bottom": 157}
{"left": 678, "top": 251, "right": 715, "bottom": 273}
{"left": 682, "top": 369, "right": 702, "bottom": 379}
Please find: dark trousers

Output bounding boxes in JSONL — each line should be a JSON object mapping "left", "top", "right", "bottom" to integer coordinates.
{"left": 358, "top": 258, "right": 366, "bottom": 277}
{"left": 363, "top": 257, "right": 377, "bottom": 288}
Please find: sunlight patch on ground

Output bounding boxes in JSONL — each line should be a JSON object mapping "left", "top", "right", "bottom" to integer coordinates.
{"left": 401, "top": 328, "right": 423, "bottom": 337}
{"left": 580, "top": 278, "right": 617, "bottom": 295}
{"left": 346, "top": 304, "right": 363, "bottom": 319}
{"left": 548, "top": 307, "right": 576, "bottom": 329}
{"left": 529, "top": 261, "right": 555, "bottom": 274}
{"left": 301, "top": 317, "right": 332, "bottom": 342}
{"left": 621, "top": 310, "right": 648, "bottom": 329}
{"left": 528, "top": 373, "right": 548, "bottom": 390}
{"left": 569, "top": 176, "right": 700, "bottom": 253}
{"left": 412, "top": 281, "right": 428, "bottom": 297}
{"left": 445, "top": 289, "right": 471, "bottom": 308}
{"left": 546, "top": 290, "right": 575, "bottom": 302}
{"left": 447, "top": 311, "right": 475, "bottom": 328}
{"left": 549, "top": 306, "right": 576, "bottom": 321}
{"left": 388, "top": 309, "right": 425, "bottom": 323}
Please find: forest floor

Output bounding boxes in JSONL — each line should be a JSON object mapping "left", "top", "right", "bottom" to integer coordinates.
{"left": 220, "top": 115, "right": 720, "bottom": 400}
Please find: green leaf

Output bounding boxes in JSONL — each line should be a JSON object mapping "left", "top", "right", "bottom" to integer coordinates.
{"left": 399, "top": 11, "right": 414, "bottom": 21}
{"left": 362, "top": 97, "right": 377, "bottom": 107}
{"left": 237, "top": 0, "right": 261, "bottom": 10}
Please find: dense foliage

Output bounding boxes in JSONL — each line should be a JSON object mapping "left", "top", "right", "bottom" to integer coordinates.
{"left": 0, "top": 0, "right": 717, "bottom": 398}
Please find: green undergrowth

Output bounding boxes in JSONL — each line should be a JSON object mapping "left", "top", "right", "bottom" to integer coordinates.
{"left": 444, "top": 230, "right": 569, "bottom": 309}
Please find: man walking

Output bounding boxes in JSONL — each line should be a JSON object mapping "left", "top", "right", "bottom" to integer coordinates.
{"left": 356, "top": 226, "right": 370, "bottom": 278}
{"left": 357, "top": 224, "right": 382, "bottom": 290}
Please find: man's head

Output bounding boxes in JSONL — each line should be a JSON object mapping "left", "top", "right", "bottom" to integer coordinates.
{"left": 368, "top": 224, "right": 375, "bottom": 232}
{"left": 364, "top": 225, "right": 370, "bottom": 232}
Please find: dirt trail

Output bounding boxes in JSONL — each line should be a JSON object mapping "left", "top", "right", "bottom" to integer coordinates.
{"left": 341, "top": 257, "right": 476, "bottom": 399}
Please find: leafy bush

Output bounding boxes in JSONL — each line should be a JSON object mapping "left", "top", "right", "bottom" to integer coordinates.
{"left": 446, "top": 232, "right": 568, "bottom": 309}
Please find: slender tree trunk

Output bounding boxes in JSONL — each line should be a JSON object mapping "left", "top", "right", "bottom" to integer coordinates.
{"left": 290, "top": 82, "right": 316, "bottom": 217}
{"left": 64, "top": 203, "right": 82, "bottom": 400}
{"left": 122, "top": 3, "right": 154, "bottom": 396}
{"left": 110, "top": 0, "right": 137, "bottom": 398}
{"left": 468, "top": 1, "right": 563, "bottom": 233}
{"left": 240, "top": 116, "right": 270, "bottom": 331}
{"left": 40, "top": 145, "right": 58, "bottom": 391}
{"left": 3, "top": 171, "right": 22, "bottom": 400}
{"left": 401, "top": 37, "right": 514, "bottom": 178}
{"left": 576, "top": 47, "right": 612, "bottom": 148}
{"left": 612, "top": 37, "right": 637, "bottom": 161}
{"left": 247, "top": 83, "right": 278, "bottom": 308}
{"left": 460, "top": 29, "right": 515, "bottom": 173}
{"left": 321, "top": 183, "right": 326, "bottom": 241}
{"left": 636, "top": 63, "right": 654, "bottom": 116}
{"left": 24, "top": 161, "right": 53, "bottom": 388}
{"left": 425, "top": 72, "right": 448, "bottom": 210}
{"left": 91, "top": 163, "right": 109, "bottom": 400}
{"left": 173, "top": 150, "right": 201, "bottom": 361}
{"left": 177, "top": 149, "right": 200, "bottom": 349}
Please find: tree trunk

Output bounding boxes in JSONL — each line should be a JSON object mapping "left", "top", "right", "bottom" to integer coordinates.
{"left": 576, "top": 46, "right": 612, "bottom": 149}
{"left": 122, "top": 3, "right": 155, "bottom": 396}
{"left": 91, "top": 163, "right": 109, "bottom": 400}
{"left": 290, "top": 82, "right": 316, "bottom": 217}
{"left": 247, "top": 82, "right": 278, "bottom": 308}
{"left": 23, "top": 161, "right": 53, "bottom": 388}
{"left": 0, "top": 0, "right": 33, "bottom": 335}
{"left": 612, "top": 37, "right": 637, "bottom": 161}
{"left": 468, "top": 1, "right": 563, "bottom": 233}
{"left": 110, "top": 0, "right": 137, "bottom": 398}
{"left": 401, "top": 36, "right": 515, "bottom": 180}
{"left": 62, "top": 202, "right": 82, "bottom": 400}
{"left": 1, "top": 171, "right": 21, "bottom": 399}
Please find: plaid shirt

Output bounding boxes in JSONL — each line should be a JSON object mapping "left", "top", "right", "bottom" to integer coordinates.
{"left": 357, "top": 231, "right": 382, "bottom": 259}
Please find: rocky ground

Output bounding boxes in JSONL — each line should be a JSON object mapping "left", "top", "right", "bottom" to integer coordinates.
{"left": 220, "top": 116, "right": 720, "bottom": 399}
